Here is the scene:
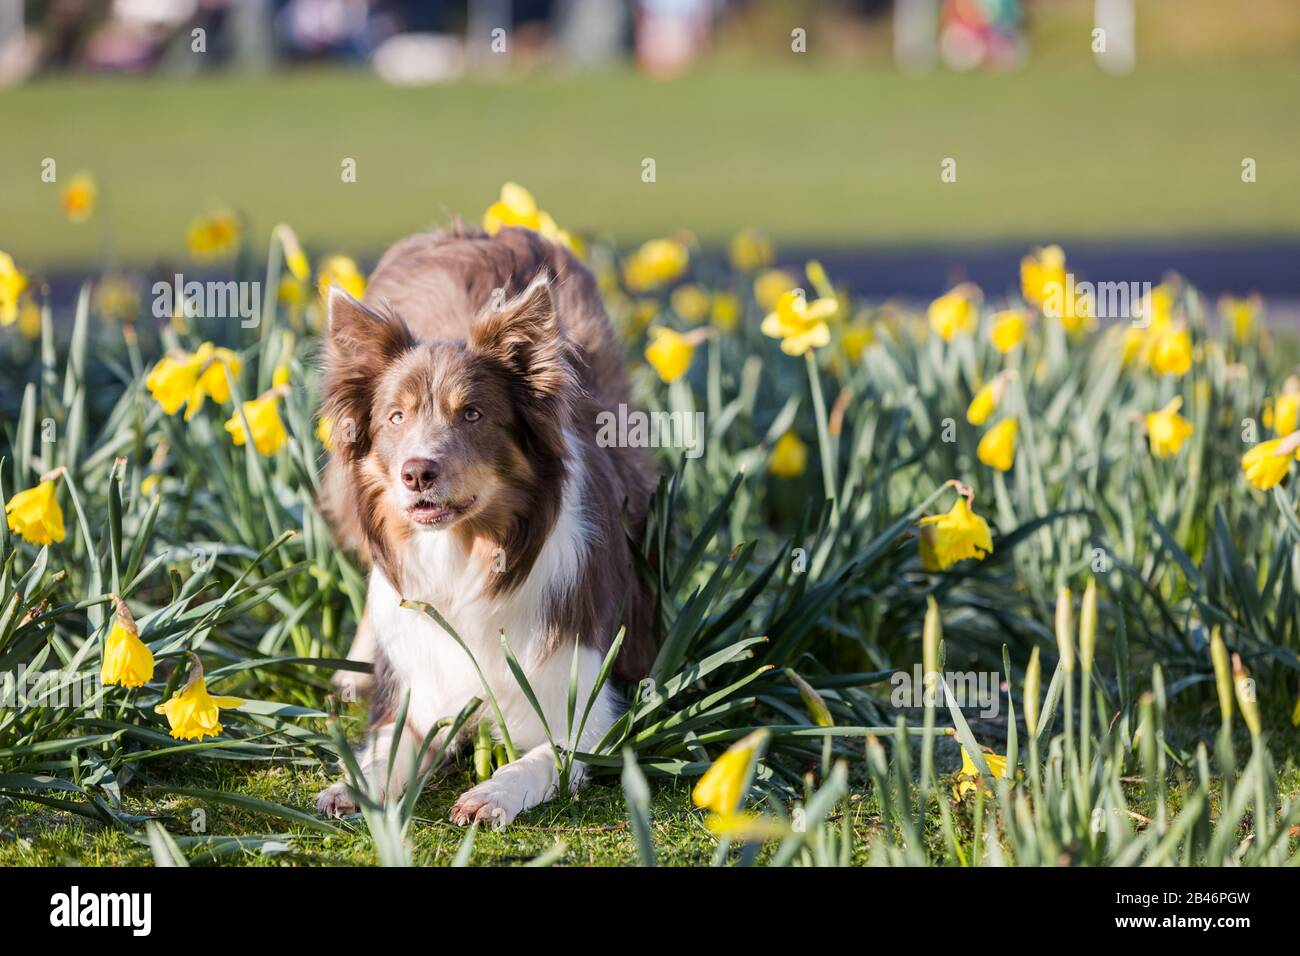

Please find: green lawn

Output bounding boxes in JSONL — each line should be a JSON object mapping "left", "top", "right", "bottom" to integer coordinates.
{"left": 1, "top": 63, "right": 1297, "bottom": 271}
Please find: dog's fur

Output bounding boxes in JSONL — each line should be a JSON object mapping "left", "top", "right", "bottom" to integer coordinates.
{"left": 316, "top": 226, "right": 655, "bottom": 826}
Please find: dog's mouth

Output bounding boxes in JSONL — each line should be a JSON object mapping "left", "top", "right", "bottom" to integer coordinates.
{"left": 406, "top": 496, "right": 477, "bottom": 526}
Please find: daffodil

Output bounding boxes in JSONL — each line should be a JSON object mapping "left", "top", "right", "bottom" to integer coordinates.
{"left": 952, "top": 745, "right": 1009, "bottom": 800}
{"left": 966, "top": 372, "right": 1011, "bottom": 426}
{"left": 187, "top": 343, "right": 242, "bottom": 420}
{"left": 728, "top": 229, "right": 773, "bottom": 272}
{"left": 644, "top": 326, "right": 695, "bottom": 383}
{"left": 1263, "top": 381, "right": 1300, "bottom": 436}
{"left": 0, "top": 251, "right": 30, "bottom": 326}
{"left": 140, "top": 473, "right": 162, "bottom": 496}
{"left": 17, "top": 299, "right": 41, "bottom": 340}
{"left": 753, "top": 269, "right": 796, "bottom": 312}
{"left": 146, "top": 351, "right": 201, "bottom": 416}
{"left": 1020, "top": 245, "right": 1066, "bottom": 310}
{"left": 154, "top": 654, "right": 241, "bottom": 741}
{"left": 481, "top": 182, "right": 577, "bottom": 251}
{"left": 61, "top": 174, "right": 97, "bottom": 222}
{"left": 770, "top": 432, "right": 808, "bottom": 479}
{"left": 317, "top": 255, "right": 367, "bottom": 300}
{"left": 977, "top": 419, "right": 1018, "bottom": 471}
{"left": 94, "top": 275, "right": 139, "bottom": 323}
{"left": 927, "top": 285, "right": 978, "bottom": 341}
{"left": 1241, "top": 436, "right": 1297, "bottom": 491}
{"left": 623, "top": 238, "right": 689, "bottom": 292}
{"left": 1150, "top": 325, "right": 1193, "bottom": 376}
{"left": 842, "top": 319, "right": 874, "bottom": 364}
{"left": 187, "top": 210, "right": 241, "bottom": 260}
{"left": 1220, "top": 295, "right": 1258, "bottom": 344}
{"left": 990, "top": 310, "right": 1028, "bottom": 353}
{"left": 273, "top": 224, "right": 310, "bottom": 282}
{"left": 5, "top": 476, "right": 65, "bottom": 546}
{"left": 692, "top": 729, "right": 768, "bottom": 817}
{"left": 1145, "top": 397, "right": 1193, "bottom": 458}
{"left": 919, "top": 495, "right": 993, "bottom": 572}
{"left": 761, "top": 289, "right": 834, "bottom": 356}
{"left": 100, "top": 596, "right": 154, "bottom": 689}
{"left": 670, "top": 284, "right": 710, "bottom": 324}
{"left": 311, "top": 419, "right": 332, "bottom": 454}
{"left": 705, "top": 812, "right": 788, "bottom": 842}
{"left": 225, "top": 392, "right": 289, "bottom": 456}
{"left": 710, "top": 291, "right": 741, "bottom": 332}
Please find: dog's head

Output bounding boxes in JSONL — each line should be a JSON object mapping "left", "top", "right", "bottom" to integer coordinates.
{"left": 322, "top": 275, "right": 576, "bottom": 573}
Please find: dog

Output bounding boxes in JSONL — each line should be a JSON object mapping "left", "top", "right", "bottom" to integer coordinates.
{"left": 315, "top": 226, "right": 655, "bottom": 827}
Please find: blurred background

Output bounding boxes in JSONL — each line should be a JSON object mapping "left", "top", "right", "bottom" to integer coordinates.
{"left": 0, "top": 0, "right": 1297, "bottom": 303}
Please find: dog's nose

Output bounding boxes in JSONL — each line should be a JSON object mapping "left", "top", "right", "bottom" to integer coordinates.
{"left": 400, "top": 457, "right": 440, "bottom": 492}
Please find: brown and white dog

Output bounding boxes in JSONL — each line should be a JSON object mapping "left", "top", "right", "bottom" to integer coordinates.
{"left": 315, "top": 226, "right": 654, "bottom": 826}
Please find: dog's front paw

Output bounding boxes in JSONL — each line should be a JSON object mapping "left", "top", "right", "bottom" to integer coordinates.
{"left": 317, "top": 782, "right": 360, "bottom": 817}
{"left": 450, "top": 780, "right": 523, "bottom": 829}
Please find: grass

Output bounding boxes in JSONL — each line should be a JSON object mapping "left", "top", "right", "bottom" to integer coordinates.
{"left": 3, "top": 202, "right": 1300, "bottom": 865}
{"left": 2, "top": 62, "right": 1299, "bottom": 271}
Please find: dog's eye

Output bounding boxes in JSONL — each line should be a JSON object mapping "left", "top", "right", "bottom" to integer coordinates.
{"left": 463, "top": 407, "right": 481, "bottom": 423}
{"left": 388, "top": 410, "right": 405, "bottom": 426}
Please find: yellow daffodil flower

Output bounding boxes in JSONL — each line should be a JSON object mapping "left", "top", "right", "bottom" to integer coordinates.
{"left": 728, "top": 229, "right": 774, "bottom": 272}
{"left": 990, "top": 310, "right": 1028, "bottom": 353}
{"left": 61, "top": 174, "right": 97, "bottom": 222}
{"left": 317, "top": 254, "right": 367, "bottom": 300}
{"left": 1020, "top": 245, "right": 1066, "bottom": 310}
{"left": 1220, "top": 295, "right": 1258, "bottom": 344}
{"left": 1263, "top": 381, "right": 1300, "bottom": 436}
{"left": 187, "top": 343, "right": 242, "bottom": 420}
{"left": 842, "top": 320, "right": 874, "bottom": 364}
{"left": 705, "top": 811, "right": 788, "bottom": 842}
{"left": 623, "top": 238, "right": 689, "bottom": 292}
{"left": 919, "top": 496, "right": 993, "bottom": 572}
{"left": 953, "top": 745, "right": 1009, "bottom": 800}
{"left": 18, "top": 300, "right": 41, "bottom": 340}
{"left": 927, "top": 285, "right": 978, "bottom": 341}
{"left": 644, "top": 326, "right": 695, "bottom": 383}
{"left": 770, "top": 432, "right": 808, "bottom": 479}
{"left": 670, "top": 284, "right": 710, "bottom": 324}
{"left": 140, "top": 473, "right": 161, "bottom": 496}
{"left": 966, "top": 372, "right": 1012, "bottom": 426}
{"left": 225, "top": 393, "right": 288, "bottom": 456}
{"left": 1150, "top": 325, "right": 1193, "bottom": 377}
{"left": 5, "top": 477, "right": 65, "bottom": 546}
{"left": 753, "top": 269, "right": 796, "bottom": 312}
{"left": 187, "top": 210, "right": 241, "bottom": 260}
{"left": 101, "top": 596, "right": 154, "bottom": 689}
{"left": 0, "top": 251, "right": 30, "bottom": 326}
{"left": 273, "top": 224, "right": 310, "bottom": 282}
{"left": 710, "top": 291, "right": 741, "bottom": 332}
{"left": 316, "top": 416, "right": 335, "bottom": 451}
{"left": 1145, "top": 397, "right": 1194, "bottom": 458}
{"left": 146, "top": 351, "right": 201, "bottom": 416}
{"left": 1241, "top": 436, "right": 1297, "bottom": 491}
{"left": 977, "top": 419, "right": 1018, "bottom": 471}
{"left": 481, "top": 181, "right": 577, "bottom": 251}
{"left": 693, "top": 729, "right": 768, "bottom": 816}
{"left": 761, "top": 289, "right": 834, "bottom": 356}
{"left": 154, "top": 654, "right": 241, "bottom": 741}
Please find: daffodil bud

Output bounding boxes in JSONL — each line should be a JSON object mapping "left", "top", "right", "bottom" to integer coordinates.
{"left": 785, "top": 668, "right": 833, "bottom": 727}
{"left": 1210, "top": 629, "right": 1233, "bottom": 723}
{"left": 1232, "top": 653, "right": 1261, "bottom": 738}
{"left": 1079, "top": 578, "right": 1097, "bottom": 673}
{"left": 1023, "top": 646, "right": 1041, "bottom": 736}
{"left": 1055, "top": 586, "right": 1075, "bottom": 673}
{"left": 923, "top": 597, "right": 942, "bottom": 695}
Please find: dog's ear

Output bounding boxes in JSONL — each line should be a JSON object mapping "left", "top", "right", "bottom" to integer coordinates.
{"left": 322, "top": 287, "right": 413, "bottom": 462}
{"left": 469, "top": 275, "right": 573, "bottom": 396}
{"left": 469, "top": 274, "right": 577, "bottom": 458}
